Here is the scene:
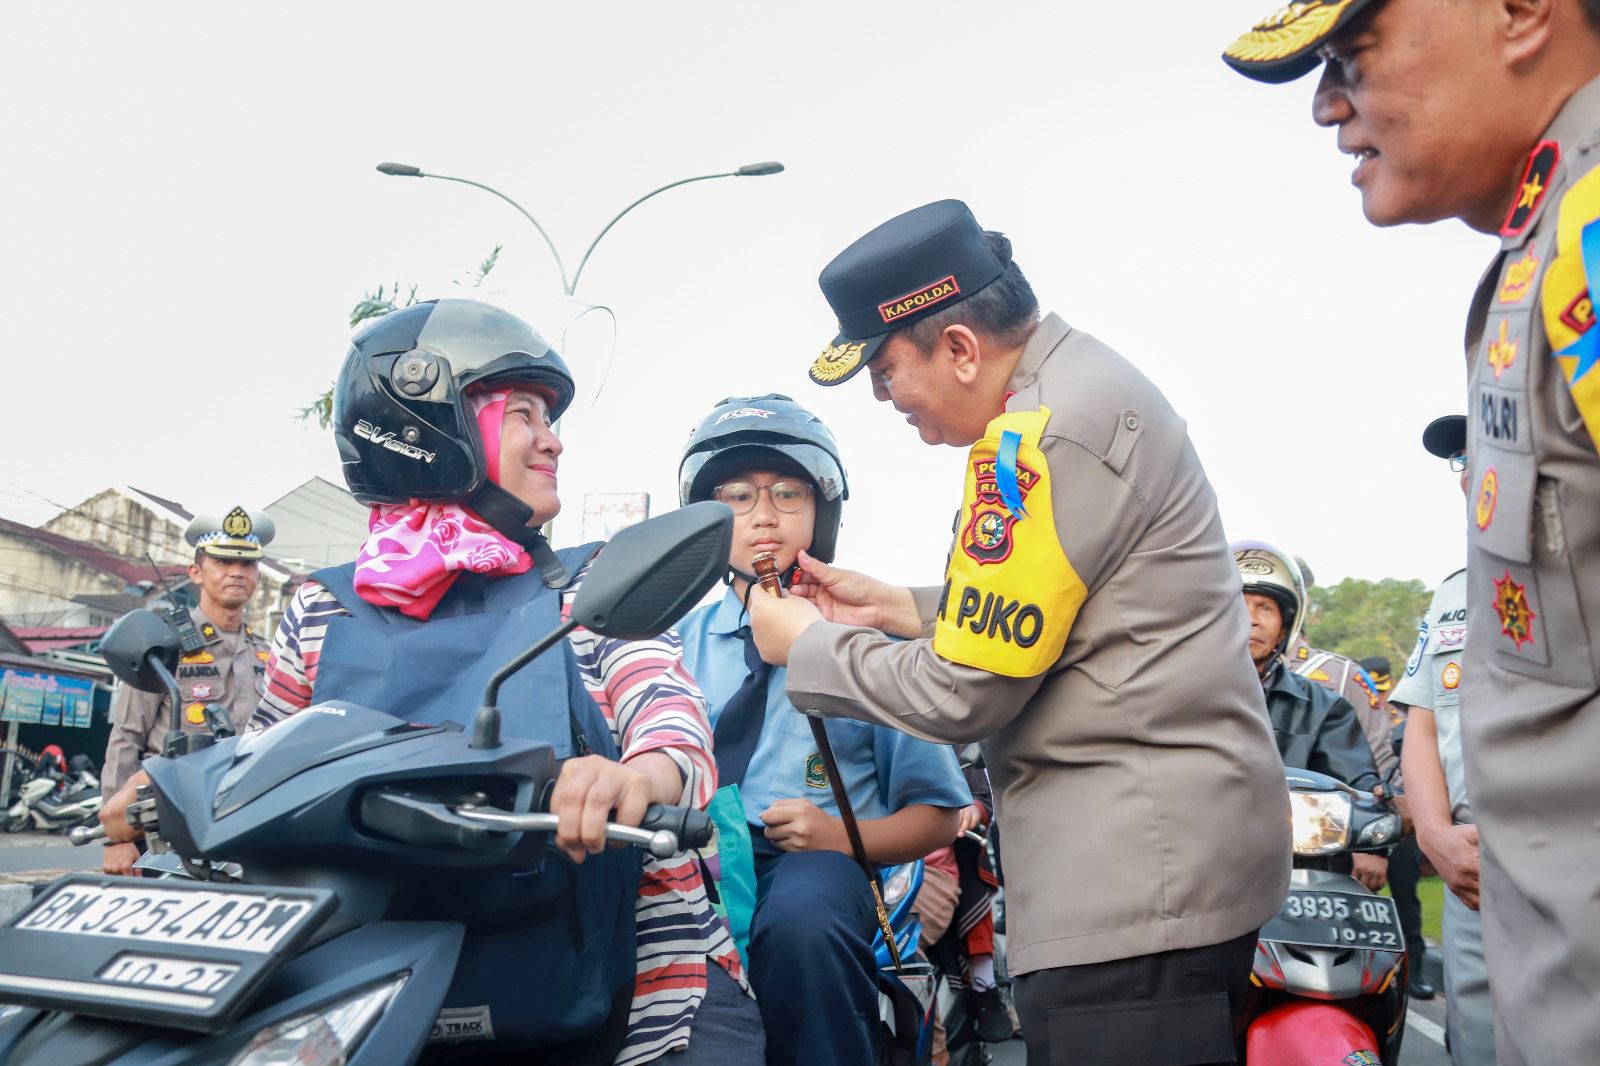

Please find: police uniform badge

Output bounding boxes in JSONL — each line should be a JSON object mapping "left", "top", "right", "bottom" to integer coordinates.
{"left": 184, "top": 703, "right": 208, "bottom": 726}
{"left": 185, "top": 506, "right": 276, "bottom": 561}
{"left": 935, "top": 407, "right": 1084, "bottom": 679}
{"left": 1492, "top": 571, "right": 1536, "bottom": 649}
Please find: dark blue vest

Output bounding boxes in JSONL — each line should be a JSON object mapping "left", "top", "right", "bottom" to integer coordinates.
{"left": 311, "top": 546, "right": 638, "bottom": 1049}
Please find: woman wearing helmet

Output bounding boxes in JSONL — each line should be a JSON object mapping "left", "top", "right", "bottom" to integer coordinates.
{"left": 101, "top": 300, "right": 760, "bottom": 1065}
{"left": 675, "top": 394, "right": 970, "bottom": 1066}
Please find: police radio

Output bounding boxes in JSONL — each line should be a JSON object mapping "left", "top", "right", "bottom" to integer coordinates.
{"left": 146, "top": 554, "right": 206, "bottom": 655}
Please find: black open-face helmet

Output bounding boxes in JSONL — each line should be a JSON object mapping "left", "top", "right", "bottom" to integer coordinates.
{"left": 333, "top": 298, "right": 578, "bottom": 586}
{"left": 679, "top": 394, "right": 848, "bottom": 562}
{"left": 334, "top": 299, "right": 575, "bottom": 505}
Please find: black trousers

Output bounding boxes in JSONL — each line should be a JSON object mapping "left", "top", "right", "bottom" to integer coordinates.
{"left": 1013, "top": 929, "right": 1257, "bottom": 1065}
{"left": 1388, "top": 836, "right": 1426, "bottom": 962}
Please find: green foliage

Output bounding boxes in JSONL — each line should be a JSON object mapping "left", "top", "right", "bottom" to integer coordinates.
{"left": 294, "top": 247, "right": 504, "bottom": 430}
{"left": 1303, "top": 576, "right": 1433, "bottom": 665}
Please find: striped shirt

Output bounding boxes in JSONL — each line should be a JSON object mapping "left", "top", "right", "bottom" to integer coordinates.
{"left": 250, "top": 565, "right": 746, "bottom": 1064}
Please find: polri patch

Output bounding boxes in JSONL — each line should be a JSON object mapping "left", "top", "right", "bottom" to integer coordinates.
{"left": 878, "top": 275, "right": 960, "bottom": 325}
{"left": 184, "top": 703, "right": 207, "bottom": 725}
{"left": 1442, "top": 662, "right": 1461, "bottom": 690}
{"left": 181, "top": 651, "right": 215, "bottom": 665}
{"left": 1492, "top": 571, "right": 1536, "bottom": 649}
{"left": 1500, "top": 140, "right": 1559, "bottom": 239}
{"left": 804, "top": 752, "right": 829, "bottom": 789}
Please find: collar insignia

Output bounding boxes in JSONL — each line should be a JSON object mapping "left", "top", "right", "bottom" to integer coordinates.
{"left": 1501, "top": 140, "right": 1560, "bottom": 239}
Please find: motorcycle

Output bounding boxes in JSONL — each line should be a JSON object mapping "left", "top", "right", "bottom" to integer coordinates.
{"left": 874, "top": 858, "right": 937, "bottom": 1065}
{"left": 2, "top": 751, "right": 101, "bottom": 834}
{"left": 1243, "top": 768, "right": 1408, "bottom": 1065}
{"left": 0, "top": 501, "right": 733, "bottom": 1066}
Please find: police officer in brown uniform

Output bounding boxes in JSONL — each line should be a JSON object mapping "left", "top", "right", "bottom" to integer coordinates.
{"left": 101, "top": 507, "right": 273, "bottom": 875}
{"left": 748, "top": 200, "right": 1290, "bottom": 1065}
{"left": 1225, "top": 3, "right": 1600, "bottom": 1059}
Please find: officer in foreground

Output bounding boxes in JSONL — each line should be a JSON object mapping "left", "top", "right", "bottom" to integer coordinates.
{"left": 101, "top": 507, "right": 273, "bottom": 875}
{"left": 1392, "top": 415, "right": 1496, "bottom": 1065}
{"left": 1224, "top": 3, "right": 1600, "bottom": 1058}
{"left": 748, "top": 200, "right": 1290, "bottom": 1064}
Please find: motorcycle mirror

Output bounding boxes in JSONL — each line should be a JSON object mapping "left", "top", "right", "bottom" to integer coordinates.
{"left": 100, "top": 610, "right": 183, "bottom": 693}
{"left": 570, "top": 501, "right": 733, "bottom": 640}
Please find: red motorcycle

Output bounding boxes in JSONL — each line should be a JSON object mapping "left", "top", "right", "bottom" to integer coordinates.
{"left": 1244, "top": 769, "right": 1408, "bottom": 1064}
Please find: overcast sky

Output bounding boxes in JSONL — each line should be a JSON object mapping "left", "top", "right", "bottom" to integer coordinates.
{"left": 0, "top": 1, "right": 1492, "bottom": 591}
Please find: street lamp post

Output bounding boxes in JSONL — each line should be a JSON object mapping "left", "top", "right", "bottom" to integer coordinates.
{"left": 375, "top": 159, "right": 784, "bottom": 297}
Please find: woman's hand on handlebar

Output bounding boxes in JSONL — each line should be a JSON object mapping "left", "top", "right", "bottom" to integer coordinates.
{"left": 99, "top": 771, "right": 149, "bottom": 844}
{"left": 549, "top": 753, "right": 681, "bottom": 864}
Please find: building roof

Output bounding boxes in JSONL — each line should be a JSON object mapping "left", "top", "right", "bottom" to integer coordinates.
{"left": 0, "top": 515, "right": 186, "bottom": 586}
{"left": 11, "top": 625, "right": 108, "bottom": 654}
{"left": 125, "top": 486, "right": 194, "bottom": 522}
{"left": 0, "top": 650, "right": 108, "bottom": 682}
{"left": 0, "top": 619, "right": 25, "bottom": 656}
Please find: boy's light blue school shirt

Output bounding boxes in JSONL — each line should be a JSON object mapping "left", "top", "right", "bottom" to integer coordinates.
{"left": 678, "top": 586, "right": 971, "bottom": 828}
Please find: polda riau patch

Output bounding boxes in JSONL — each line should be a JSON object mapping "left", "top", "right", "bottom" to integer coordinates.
{"left": 1501, "top": 140, "right": 1560, "bottom": 239}
{"left": 961, "top": 457, "right": 1040, "bottom": 564}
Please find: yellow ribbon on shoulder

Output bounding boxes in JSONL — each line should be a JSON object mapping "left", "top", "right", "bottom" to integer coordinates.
{"left": 933, "top": 407, "right": 1085, "bottom": 678}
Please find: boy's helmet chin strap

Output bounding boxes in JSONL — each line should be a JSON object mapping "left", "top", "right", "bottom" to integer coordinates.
{"left": 467, "top": 482, "right": 570, "bottom": 588}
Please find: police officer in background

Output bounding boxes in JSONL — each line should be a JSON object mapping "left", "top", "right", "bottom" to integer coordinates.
{"left": 1225, "top": 3, "right": 1600, "bottom": 1058}
{"left": 748, "top": 199, "right": 1290, "bottom": 1065}
{"left": 1393, "top": 415, "right": 1496, "bottom": 1065}
{"left": 101, "top": 507, "right": 273, "bottom": 875}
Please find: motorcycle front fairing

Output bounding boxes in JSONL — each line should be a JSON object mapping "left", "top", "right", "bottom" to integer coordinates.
{"left": 0, "top": 920, "right": 463, "bottom": 1066}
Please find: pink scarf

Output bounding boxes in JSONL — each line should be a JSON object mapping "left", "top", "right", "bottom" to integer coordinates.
{"left": 352, "top": 388, "right": 536, "bottom": 620}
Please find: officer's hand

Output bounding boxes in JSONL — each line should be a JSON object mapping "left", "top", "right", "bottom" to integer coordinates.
{"left": 789, "top": 551, "right": 921, "bottom": 639}
{"left": 549, "top": 754, "right": 674, "bottom": 864}
{"left": 761, "top": 798, "right": 848, "bottom": 854}
{"left": 1351, "top": 852, "right": 1388, "bottom": 892}
{"left": 99, "top": 772, "right": 149, "bottom": 844}
{"left": 102, "top": 841, "right": 140, "bottom": 876}
{"left": 956, "top": 804, "right": 985, "bottom": 838}
{"left": 747, "top": 587, "right": 824, "bottom": 667}
{"left": 1419, "top": 822, "right": 1480, "bottom": 909}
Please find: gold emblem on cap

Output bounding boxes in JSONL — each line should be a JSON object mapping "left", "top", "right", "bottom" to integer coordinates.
{"left": 222, "top": 506, "right": 253, "bottom": 538}
{"left": 810, "top": 341, "right": 866, "bottom": 384}
{"left": 1225, "top": 0, "right": 1354, "bottom": 63}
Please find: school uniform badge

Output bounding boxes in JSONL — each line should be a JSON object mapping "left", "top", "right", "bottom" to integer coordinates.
{"left": 804, "top": 753, "right": 829, "bottom": 789}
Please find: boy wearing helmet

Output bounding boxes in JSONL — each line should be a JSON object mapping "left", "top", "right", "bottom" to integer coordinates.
{"left": 676, "top": 394, "right": 970, "bottom": 1066}
{"left": 1234, "top": 540, "right": 1388, "bottom": 892}
{"left": 102, "top": 300, "right": 760, "bottom": 1065}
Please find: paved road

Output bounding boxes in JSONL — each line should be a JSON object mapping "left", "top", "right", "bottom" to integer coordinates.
{"left": 0, "top": 829, "right": 101, "bottom": 878}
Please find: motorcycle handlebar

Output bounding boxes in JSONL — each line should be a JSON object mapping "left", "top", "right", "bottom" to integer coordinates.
{"left": 69, "top": 824, "right": 106, "bottom": 846}
{"left": 450, "top": 802, "right": 711, "bottom": 859}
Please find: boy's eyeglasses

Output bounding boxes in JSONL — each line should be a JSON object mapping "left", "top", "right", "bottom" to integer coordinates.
{"left": 713, "top": 480, "right": 812, "bottom": 515}
{"left": 1448, "top": 452, "right": 1468, "bottom": 473}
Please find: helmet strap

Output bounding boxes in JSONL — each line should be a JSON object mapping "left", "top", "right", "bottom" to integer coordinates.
{"left": 467, "top": 482, "right": 570, "bottom": 588}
